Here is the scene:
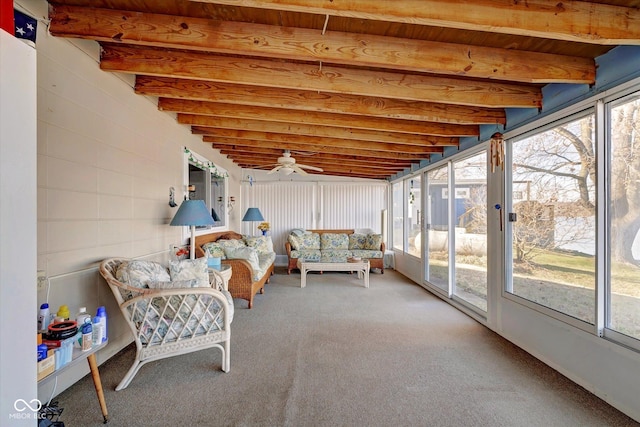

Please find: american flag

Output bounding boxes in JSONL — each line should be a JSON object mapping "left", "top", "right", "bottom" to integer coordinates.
{"left": 14, "top": 9, "right": 37, "bottom": 44}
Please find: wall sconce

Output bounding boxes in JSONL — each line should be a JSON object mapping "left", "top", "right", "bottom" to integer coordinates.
{"left": 219, "top": 196, "right": 236, "bottom": 213}
{"left": 169, "top": 187, "right": 178, "bottom": 207}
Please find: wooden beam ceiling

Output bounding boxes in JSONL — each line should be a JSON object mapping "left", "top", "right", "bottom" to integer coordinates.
{"left": 136, "top": 76, "right": 507, "bottom": 125}
{"left": 45, "top": 0, "right": 631, "bottom": 179}
{"left": 158, "top": 99, "right": 480, "bottom": 137}
{"left": 50, "top": 5, "right": 595, "bottom": 83}
{"left": 191, "top": 0, "right": 640, "bottom": 44}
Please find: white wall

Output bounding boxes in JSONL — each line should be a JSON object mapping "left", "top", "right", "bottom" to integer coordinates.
{"left": 12, "top": 0, "right": 242, "bottom": 399}
{"left": 0, "top": 29, "right": 38, "bottom": 424}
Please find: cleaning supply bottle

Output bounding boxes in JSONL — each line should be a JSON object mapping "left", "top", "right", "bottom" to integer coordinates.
{"left": 92, "top": 316, "right": 103, "bottom": 346}
{"left": 96, "top": 306, "right": 107, "bottom": 343}
{"left": 81, "top": 322, "right": 93, "bottom": 351}
{"left": 38, "top": 303, "right": 51, "bottom": 332}
{"left": 56, "top": 304, "right": 70, "bottom": 321}
{"left": 75, "top": 306, "right": 91, "bottom": 327}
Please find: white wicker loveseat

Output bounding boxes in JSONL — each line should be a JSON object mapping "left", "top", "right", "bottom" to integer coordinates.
{"left": 99, "top": 258, "right": 233, "bottom": 390}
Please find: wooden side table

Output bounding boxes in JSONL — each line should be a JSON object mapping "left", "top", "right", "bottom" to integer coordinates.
{"left": 38, "top": 340, "right": 109, "bottom": 423}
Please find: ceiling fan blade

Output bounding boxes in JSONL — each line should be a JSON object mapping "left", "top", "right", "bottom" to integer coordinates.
{"left": 297, "top": 164, "right": 324, "bottom": 172}
{"left": 291, "top": 165, "right": 308, "bottom": 175}
{"left": 267, "top": 165, "right": 282, "bottom": 174}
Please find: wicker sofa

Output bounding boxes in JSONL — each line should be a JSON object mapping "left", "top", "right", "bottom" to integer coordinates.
{"left": 194, "top": 231, "right": 275, "bottom": 309}
{"left": 285, "top": 229, "right": 385, "bottom": 274}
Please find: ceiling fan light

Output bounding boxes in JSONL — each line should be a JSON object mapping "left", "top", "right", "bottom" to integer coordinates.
{"left": 281, "top": 166, "right": 294, "bottom": 175}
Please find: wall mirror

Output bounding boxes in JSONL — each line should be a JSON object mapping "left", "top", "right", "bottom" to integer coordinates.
{"left": 184, "top": 148, "right": 229, "bottom": 232}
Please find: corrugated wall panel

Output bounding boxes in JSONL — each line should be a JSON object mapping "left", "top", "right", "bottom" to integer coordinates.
{"left": 240, "top": 181, "right": 388, "bottom": 255}
{"left": 241, "top": 181, "right": 316, "bottom": 255}
{"left": 320, "top": 183, "right": 388, "bottom": 232}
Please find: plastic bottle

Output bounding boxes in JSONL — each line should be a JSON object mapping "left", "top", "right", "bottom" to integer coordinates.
{"left": 92, "top": 316, "right": 103, "bottom": 346}
{"left": 56, "top": 305, "right": 70, "bottom": 321}
{"left": 38, "top": 303, "right": 51, "bottom": 332}
{"left": 96, "top": 306, "right": 107, "bottom": 343}
{"left": 81, "top": 322, "right": 93, "bottom": 351}
{"left": 75, "top": 306, "right": 91, "bottom": 327}
{"left": 37, "top": 343, "right": 48, "bottom": 361}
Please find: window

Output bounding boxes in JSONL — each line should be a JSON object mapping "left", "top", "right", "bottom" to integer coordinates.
{"left": 392, "top": 181, "right": 404, "bottom": 251}
{"left": 407, "top": 176, "right": 421, "bottom": 257}
{"left": 608, "top": 92, "right": 640, "bottom": 340}
{"left": 185, "top": 149, "right": 228, "bottom": 231}
{"left": 508, "top": 113, "right": 596, "bottom": 324}
{"left": 425, "top": 165, "right": 449, "bottom": 293}
{"left": 453, "top": 151, "right": 488, "bottom": 312}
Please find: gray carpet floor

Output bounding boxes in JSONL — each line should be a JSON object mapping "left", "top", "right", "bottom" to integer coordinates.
{"left": 55, "top": 268, "right": 638, "bottom": 427}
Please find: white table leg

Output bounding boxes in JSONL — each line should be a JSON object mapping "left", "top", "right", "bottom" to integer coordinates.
{"left": 301, "top": 264, "right": 307, "bottom": 288}
{"left": 364, "top": 264, "right": 370, "bottom": 288}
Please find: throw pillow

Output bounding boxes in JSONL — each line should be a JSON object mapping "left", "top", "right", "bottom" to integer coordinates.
{"left": 364, "top": 234, "right": 383, "bottom": 250}
{"left": 224, "top": 246, "right": 261, "bottom": 273}
{"left": 168, "top": 258, "right": 209, "bottom": 288}
{"left": 349, "top": 233, "right": 367, "bottom": 250}
{"left": 202, "top": 241, "right": 225, "bottom": 259}
{"left": 147, "top": 279, "right": 204, "bottom": 289}
{"left": 244, "top": 235, "right": 273, "bottom": 254}
{"left": 116, "top": 260, "right": 170, "bottom": 288}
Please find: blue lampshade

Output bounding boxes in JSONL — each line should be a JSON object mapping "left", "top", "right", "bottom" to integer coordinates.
{"left": 170, "top": 200, "right": 215, "bottom": 227}
{"left": 242, "top": 207, "right": 264, "bottom": 222}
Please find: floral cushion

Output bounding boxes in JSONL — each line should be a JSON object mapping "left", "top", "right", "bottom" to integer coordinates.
{"left": 320, "top": 233, "right": 349, "bottom": 250}
{"left": 320, "top": 250, "right": 351, "bottom": 263}
{"left": 202, "top": 242, "right": 225, "bottom": 259}
{"left": 216, "top": 239, "right": 246, "bottom": 253}
{"left": 364, "top": 234, "right": 383, "bottom": 250}
{"left": 116, "top": 260, "right": 170, "bottom": 289}
{"left": 288, "top": 233, "right": 320, "bottom": 250}
{"left": 147, "top": 279, "right": 206, "bottom": 289}
{"left": 290, "top": 249, "right": 321, "bottom": 262}
{"left": 350, "top": 249, "right": 384, "bottom": 259}
{"left": 168, "top": 258, "right": 209, "bottom": 288}
{"left": 244, "top": 235, "right": 274, "bottom": 254}
{"left": 348, "top": 233, "right": 367, "bottom": 250}
{"left": 225, "top": 246, "right": 261, "bottom": 277}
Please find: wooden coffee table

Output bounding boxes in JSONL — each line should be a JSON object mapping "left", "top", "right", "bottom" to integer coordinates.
{"left": 297, "top": 259, "right": 370, "bottom": 288}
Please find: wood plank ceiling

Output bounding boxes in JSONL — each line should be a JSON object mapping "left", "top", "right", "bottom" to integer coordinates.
{"left": 47, "top": 0, "right": 640, "bottom": 179}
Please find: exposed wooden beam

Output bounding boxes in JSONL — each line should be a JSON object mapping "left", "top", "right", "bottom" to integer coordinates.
{"left": 50, "top": 5, "right": 595, "bottom": 83}
{"left": 209, "top": 138, "right": 434, "bottom": 159}
{"left": 137, "top": 76, "right": 507, "bottom": 125}
{"left": 181, "top": 114, "right": 458, "bottom": 146}
{"left": 160, "top": 99, "right": 479, "bottom": 137}
{"left": 216, "top": 146, "right": 417, "bottom": 165}
{"left": 100, "top": 44, "right": 542, "bottom": 108}
{"left": 191, "top": 0, "right": 640, "bottom": 45}
{"left": 201, "top": 132, "right": 442, "bottom": 155}
{"left": 223, "top": 151, "right": 415, "bottom": 167}
{"left": 230, "top": 154, "right": 409, "bottom": 170}
{"left": 238, "top": 161, "right": 395, "bottom": 177}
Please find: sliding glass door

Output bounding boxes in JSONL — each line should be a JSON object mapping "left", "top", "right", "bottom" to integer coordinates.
{"left": 452, "top": 152, "right": 488, "bottom": 312}
{"left": 425, "top": 166, "right": 449, "bottom": 293}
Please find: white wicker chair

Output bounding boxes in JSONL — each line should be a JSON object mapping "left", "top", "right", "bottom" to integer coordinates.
{"left": 99, "top": 258, "right": 232, "bottom": 391}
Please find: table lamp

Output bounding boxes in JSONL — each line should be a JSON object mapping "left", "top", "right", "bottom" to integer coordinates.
{"left": 242, "top": 207, "right": 264, "bottom": 236}
{"left": 170, "top": 199, "right": 215, "bottom": 259}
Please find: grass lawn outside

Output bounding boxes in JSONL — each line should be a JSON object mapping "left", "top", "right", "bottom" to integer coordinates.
{"left": 427, "top": 249, "right": 640, "bottom": 339}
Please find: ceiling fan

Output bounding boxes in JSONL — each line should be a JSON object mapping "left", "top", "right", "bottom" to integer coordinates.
{"left": 267, "top": 151, "right": 323, "bottom": 175}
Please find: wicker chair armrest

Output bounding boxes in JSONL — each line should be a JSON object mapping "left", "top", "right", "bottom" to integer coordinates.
{"left": 380, "top": 242, "right": 386, "bottom": 252}
{"left": 285, "top": 241, "right": 292, "bottom": 256}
